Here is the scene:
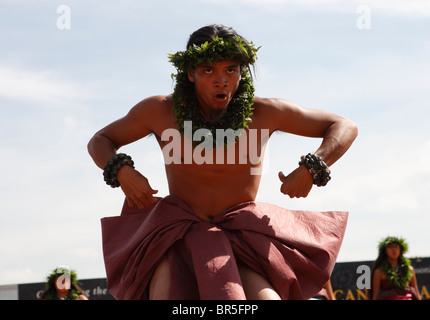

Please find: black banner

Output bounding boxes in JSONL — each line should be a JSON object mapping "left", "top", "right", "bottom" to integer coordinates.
{"left": 330, "top": 257, "right": 430, "bottom": 300}
{"left": 18, "top": 278, "right": 114, "bottom": 300}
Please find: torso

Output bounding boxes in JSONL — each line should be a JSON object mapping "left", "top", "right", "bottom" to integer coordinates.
{"left": 378, "top": 267, "right": 411, "bottom": 288}
{"left": 152, "top": 96, "right": 274, "bottom": 221}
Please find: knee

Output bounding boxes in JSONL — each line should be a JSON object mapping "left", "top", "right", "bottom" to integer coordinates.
{"left": 149, "top": 256, "right": 170, "bottom": 300}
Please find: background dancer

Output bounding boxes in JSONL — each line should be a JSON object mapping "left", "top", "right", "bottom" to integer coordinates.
{"left": 370, "top": 236, "right": 421, "bottom": 300}
{"left": 40, "top": 266, "right": 88, "bottom": 300}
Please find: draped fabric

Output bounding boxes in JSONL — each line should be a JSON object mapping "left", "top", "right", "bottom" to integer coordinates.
{"left": 101, "top": 195, "right": 348, "bottom": 300}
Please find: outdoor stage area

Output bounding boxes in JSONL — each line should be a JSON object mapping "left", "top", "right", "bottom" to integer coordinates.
{"left": 1, "top": 258, "right": 429, "bottom": 300}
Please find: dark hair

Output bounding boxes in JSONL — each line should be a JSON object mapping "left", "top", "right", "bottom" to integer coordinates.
{"left": 39, "top": 268, "right": 86, "bottom": 300}
{"left": 187, "top": 24, "right": 243, "bottom": 48}
{"left": 186, "top": 24, "right": 256, "bottom": 78}
{"left": 368, "top": 237, "right": 409, "bottom": 300}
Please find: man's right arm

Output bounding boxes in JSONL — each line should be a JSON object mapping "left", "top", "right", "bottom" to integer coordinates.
{"left": 87, "top": 95, "right": 167, "bottom": 208}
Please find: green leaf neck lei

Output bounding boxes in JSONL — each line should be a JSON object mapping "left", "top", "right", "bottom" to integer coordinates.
{"left": 171, "top": 71, "right": 255, "bottom": 147}
{"left": 381, "top": 258, "right": 412, "bottom": 289}
{"left": 168, "top": 36, "right": 259, "bottom": 147}
{"left": 42, "top": 269, "right": 82, "bottom": 300}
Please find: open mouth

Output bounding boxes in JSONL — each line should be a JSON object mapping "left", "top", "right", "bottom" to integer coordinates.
{"left": 215, "top": 93, "right": 228, "bottom": 102}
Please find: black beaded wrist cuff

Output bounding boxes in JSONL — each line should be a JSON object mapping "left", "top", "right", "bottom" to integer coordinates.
{"left": 299, "top": 153, "right": 331, "bottom": 187}
{"left": 103, "top": 153, "right": 135, "bottom": 188}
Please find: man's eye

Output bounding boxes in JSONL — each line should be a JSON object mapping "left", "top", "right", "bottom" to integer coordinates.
{"left": 204, "top": 69, "right": 213, "bottom": 74}
{"left": 227, "top": 69, "right": 236, "bottom": 73}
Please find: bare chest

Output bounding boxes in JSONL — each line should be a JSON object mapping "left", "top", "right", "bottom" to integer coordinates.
{"left": 158, "top": 126, "right": 269, "bottom": 172}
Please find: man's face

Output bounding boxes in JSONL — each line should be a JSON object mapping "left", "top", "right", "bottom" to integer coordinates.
{"left": 188, "top": 59, "right": 241, "bottom": 120}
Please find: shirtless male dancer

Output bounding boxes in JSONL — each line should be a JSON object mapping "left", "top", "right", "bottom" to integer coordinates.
{"left": 88, "top": 24, "right": 358, "bottom": 300}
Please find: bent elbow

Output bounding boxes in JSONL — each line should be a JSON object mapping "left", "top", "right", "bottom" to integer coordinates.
{"left": 87, "top": 135, "right": 95, "bottom": 156}
{"left": 349, "top": 119, "right": 359, "bottom": 141}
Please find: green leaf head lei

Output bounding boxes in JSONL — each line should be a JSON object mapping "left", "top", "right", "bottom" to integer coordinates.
{"left": 168, "top": 35, "right": 260, "bottom": 147}
{"left": 378, "top": 236, "right": 409, "bottom": 255}
{"left": 378, "top": 236, "right": 413, "bottom": 289}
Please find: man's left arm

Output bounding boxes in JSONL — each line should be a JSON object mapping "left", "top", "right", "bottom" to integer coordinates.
{"left": 263, "top": 98, "right": 358, "bottom": 198}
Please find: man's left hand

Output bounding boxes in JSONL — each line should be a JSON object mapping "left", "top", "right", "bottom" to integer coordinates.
{"left": 278, "top": 166, "right": 313, "bottom": 198}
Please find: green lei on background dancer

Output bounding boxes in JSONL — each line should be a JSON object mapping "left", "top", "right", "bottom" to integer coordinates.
{"left": 168, "top": 36, "right": 259, "bottom": 147}
{"left": 378, "top": 236, "right": 413, "bottom": 289}
{"left": 41, "top": 267, "right": 83, "bottom": 300}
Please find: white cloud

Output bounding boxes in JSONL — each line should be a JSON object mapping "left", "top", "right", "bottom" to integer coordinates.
{"left": 0, "top": 65, "right": 100, "bottom": 107}
{"left": 1, "top": 0, "right": 429, "bottom": 286}
{"left": 362, "top": 0, "right": 430, "bottom": 16}
{"left": 0, "top": 268, "right": 36, "bottom": 285}
{"left": 257, "top": 46, "right": 430, "bottom": 111}
{"left": 216, "top": 0, "right": 430, "bottom": 16}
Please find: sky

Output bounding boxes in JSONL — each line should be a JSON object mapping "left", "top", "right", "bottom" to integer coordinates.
{"left": 1, "top": 0, "right": 429, "bottom": 286}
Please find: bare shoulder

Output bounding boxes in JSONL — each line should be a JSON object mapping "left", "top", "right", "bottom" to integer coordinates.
{"left": 252, "top": 96, "right": 356, "bottom": 137}
{"left": 129, "top": 94, "right": 173, "bottom": 117}
{"left": 252, "top": 96, "right": 305, "bottom": 120}
{"left": 127, "top": 94, "right": 176, "bottom": 133}
{"left": 373, "top": 267, "right": 383, "bottom": 278}
{"left": 96, "top": 95, "right": 174, "bottom": 147}
{"left": 254, "top": 97, "right": 297, "bottom": 109}
{"left": 250, "top": 96, "right": 303, "bottom": 132}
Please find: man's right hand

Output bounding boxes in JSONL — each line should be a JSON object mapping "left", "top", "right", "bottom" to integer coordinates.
{"left": 117, "top": 165, "right": 159, "bottom": 209}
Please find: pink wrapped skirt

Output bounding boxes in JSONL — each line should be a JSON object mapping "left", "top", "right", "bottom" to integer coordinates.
{"left": 101, "top": 195, "right": 348, "bottom": 300}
